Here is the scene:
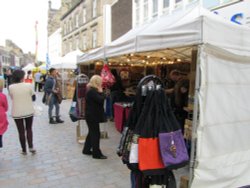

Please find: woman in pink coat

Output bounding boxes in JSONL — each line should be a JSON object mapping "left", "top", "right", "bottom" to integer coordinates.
{"left": 0, "top": 78, "right": 8, "bottom": 147}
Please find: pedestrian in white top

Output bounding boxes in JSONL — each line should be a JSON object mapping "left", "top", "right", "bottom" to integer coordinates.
{"left": 34, "top": 71, "right": 42, "bottom": 92}
{"left": 9, "top": 69, "right": 36, "bottom": 155}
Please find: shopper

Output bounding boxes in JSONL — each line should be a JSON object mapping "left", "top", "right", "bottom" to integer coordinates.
{"left": 44, "top": 68, "right": 64, "bottom": 124}
{"left": 9, "top": 70, "right": 36, "bottom": 155}
{"left": 0, "top": 78, "right": 8, "bottom": 148}
{"left": 34, "top": 70, "right": 42, "bottom": 92}
{"left": 82, "top": 75, "right": 107, "bottom": 159}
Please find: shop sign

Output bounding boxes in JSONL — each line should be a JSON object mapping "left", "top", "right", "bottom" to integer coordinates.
{"left": 213, "top": 0, "right": 250, "bottom": 26}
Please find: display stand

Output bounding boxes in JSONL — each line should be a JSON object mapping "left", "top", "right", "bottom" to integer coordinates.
{"left": 75, "top": 74, "right": 89, "bottom": 143}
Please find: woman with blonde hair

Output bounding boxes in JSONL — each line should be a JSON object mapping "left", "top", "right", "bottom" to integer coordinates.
{"left": 82, "top": 75, "right": 107, "bottom": 159}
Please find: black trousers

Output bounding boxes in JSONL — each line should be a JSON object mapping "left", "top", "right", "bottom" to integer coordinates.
{"left": 34, "top": 82, "right": 41, "bottom": 92}
{"left": 83, "top": 118, "right": 102, "bottom": 157}
{"left": 14, "top": 116, "right": 34, "bottom": 152}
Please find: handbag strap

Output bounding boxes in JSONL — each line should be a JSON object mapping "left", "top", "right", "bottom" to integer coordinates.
{"left": 159, "top": 89, "right": 181, "bottom": 132}
{"left": 134, "top": 90, "right": 155, "bottom": 136}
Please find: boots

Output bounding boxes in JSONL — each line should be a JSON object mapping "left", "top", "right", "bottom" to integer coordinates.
{"left": 49, "top": 118, "right": 57, "bottom": 124}
{"left": 56, "top": 117, "right": 64, "bottom": 123}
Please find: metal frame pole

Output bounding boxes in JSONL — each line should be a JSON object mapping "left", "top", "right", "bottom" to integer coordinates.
{"left": 189, "top": 45, "right": 202, "bottom": 188}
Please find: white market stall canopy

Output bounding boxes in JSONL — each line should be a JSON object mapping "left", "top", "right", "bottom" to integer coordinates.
{"left": 53, "top": 50, "right": 83, "bottom": 69}
{"left": 22, "top": 63, "right": 35, "bottom": 71}
{"left": 77, "top": 5, "right": 250, "bottom": 64}
{"left": 77, "top": 5, "right": 250, "bottom": 188}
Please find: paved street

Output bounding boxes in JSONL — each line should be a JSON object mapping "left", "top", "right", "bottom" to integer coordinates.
{"left": 0, "top": 89, "right": 188, "bottom": 188}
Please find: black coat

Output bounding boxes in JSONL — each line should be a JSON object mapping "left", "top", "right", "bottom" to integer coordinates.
{"left": 85, "top": 87, "right": 106, "bottom": 123}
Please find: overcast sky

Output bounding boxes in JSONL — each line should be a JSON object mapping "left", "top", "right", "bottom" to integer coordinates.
{"left": 0, "top": 0, "right": 61, "bottom": 61}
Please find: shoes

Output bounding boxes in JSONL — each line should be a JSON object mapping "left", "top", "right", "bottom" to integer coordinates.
{"left": 82, "top": 150, "right": 92, "bottom": 155}
{"left": 20, "top": 151, "right": 27, "bottom": 155}
{"left": 49, "top": 118, "right": 57, "bottom": 124}
{"left": 29, "top": 148, "right": 36, "bottom": 154}
{"left": 93, "top": 155, "right": 107, "bottom": 159}
{"left": 56, "top": 117, "right": 64, "bottom": 123}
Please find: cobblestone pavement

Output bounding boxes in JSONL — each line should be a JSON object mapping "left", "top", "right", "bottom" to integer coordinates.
{"left": 0, "top": 89, "right": 188, "bottom": 188}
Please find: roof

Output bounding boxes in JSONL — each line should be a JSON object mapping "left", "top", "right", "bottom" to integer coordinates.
{"left": 77, "top": 5, "right": 250, "bottom": 64}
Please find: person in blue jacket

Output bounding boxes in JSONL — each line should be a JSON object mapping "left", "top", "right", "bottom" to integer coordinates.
{"left": 44, "top": 68, "right": 64, "bottom": 124}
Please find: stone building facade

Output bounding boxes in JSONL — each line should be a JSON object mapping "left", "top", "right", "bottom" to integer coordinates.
{"left": 0, "top": 40, "right": 35, "bottom": 74}
{"left": 61, "top": 0, "right": 115, "bottom": 56}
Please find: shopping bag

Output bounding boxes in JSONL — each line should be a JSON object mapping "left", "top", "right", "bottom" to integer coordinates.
{"left": 69, "top": 101, "right": 78, "bottom": 122}
{"left": 159, "top": 130, "right": 189, "bottom": 170}
{"left": 100, "top": 64, "right": 115, "bottom": 88}
{"left": 138, "top": 137, "right": 165, "bottom": 174}
{"left": 158, "top": 89, "right": 189, "bottom": 170}
{"left": 137, "top": 91, "right": 165, "bottom": 175}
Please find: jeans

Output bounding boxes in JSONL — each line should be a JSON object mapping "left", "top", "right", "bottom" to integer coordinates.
{"left": 48, "top": 94, "right": 60, "bottom": 118}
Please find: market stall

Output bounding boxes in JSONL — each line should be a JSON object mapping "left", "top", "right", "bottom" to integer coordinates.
{"left": 52, "top": 50, "right": 84, "bottom": 99}
{"left": 77, "top": 5, "right": 250, "bottom": 188}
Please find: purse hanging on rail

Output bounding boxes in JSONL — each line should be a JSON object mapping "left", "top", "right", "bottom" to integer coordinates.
{"left": 158, "top": 89, "right": 189, "bottom": 170}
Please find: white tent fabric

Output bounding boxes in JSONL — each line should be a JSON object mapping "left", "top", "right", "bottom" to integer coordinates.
{"left": 77, "top": 6, "right": 250, "bottom": 63}
{"left": 192, "top": 45, "right": 250, "bottom": 188}
{"left": 53, "top": 50, "right": 83, "bottom": 69}
{"left": 22, "top": 63, "right": 35, "bottom": 71}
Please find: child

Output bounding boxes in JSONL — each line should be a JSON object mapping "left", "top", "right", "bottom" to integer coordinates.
{"left": 0, "top": 78, "right": 8, "bottom": 147}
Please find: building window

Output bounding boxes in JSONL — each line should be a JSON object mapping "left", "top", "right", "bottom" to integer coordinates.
{"left": 152, "top": 0, "right": 158, "bottom": 18}
{"left": 163, "top": 0, "right": 169, "bottom": 8}
{"left": 92, "top": 30, "right": 97, "bottom": 48}
{"left": 71, "top": 19, "right": 74, "bottom": 31}
{"left": 76, "top": 36, "right": 79, "bottom": 49}
{"left": 143, "top": 0, "right": 149, "bottom": 21}
{"left": 69, "top": 41, "right": 72, "bottom": 51}
{"left": 75, "top": 14, "right": 79, "bottom": 28}
{"left": 64, "top": 22, "right": 67, "bottom": 35}
{"left": 92, "top": 0, "right": 97, "bottom": 18}
{"left": 203, "top": 0, "right": 220, "bottom": 9}
{"left": 135, "top": 0, "right": 140, "bottom": 26}
{"left": 83, "top": 7, "right": 87, "bottom": 24}
{"left": 175, "top": 0, "right": 182, "bottom": 8}
{"left": 83, "top": 35, "right": 87, "bottom": 50}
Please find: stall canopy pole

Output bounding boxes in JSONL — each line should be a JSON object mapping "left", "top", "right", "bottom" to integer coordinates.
{"left": 189, "top": 45, "right": 202, "bottom": 188}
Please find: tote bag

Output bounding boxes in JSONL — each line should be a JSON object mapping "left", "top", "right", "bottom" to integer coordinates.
{"left": 138, "top": 91, "right": 165, "bottom": 175}
{"left": 158, "top": 89, "right": 189, "bottom": 170}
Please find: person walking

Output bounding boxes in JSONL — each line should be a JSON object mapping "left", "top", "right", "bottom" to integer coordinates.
{"left": 0, "top": 78, "right": 8, "bottom": 148}
{"left": 82, "top": 75, "right": 107, "bottom": 159}
{"left": 9, "top": 70, "right": 36, "bottom": 155}
{"left": 34, "top": 71, "right": 42, "bottom": 92}
{"left": 44, "top": 68, "right": 64, "bottom": 124}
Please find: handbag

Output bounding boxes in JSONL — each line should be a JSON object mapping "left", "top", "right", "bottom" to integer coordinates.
{"left": 69, "top": 101, "right": 78, "bottom": 122}
{"left": 101, "top": 64, "right": 115, "bottom": 88}
{"left": 158, "top": 89, "right": 189, "bottom": 170}
{"left": 138, "top": 91, "right": 165, "bottom": 175}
